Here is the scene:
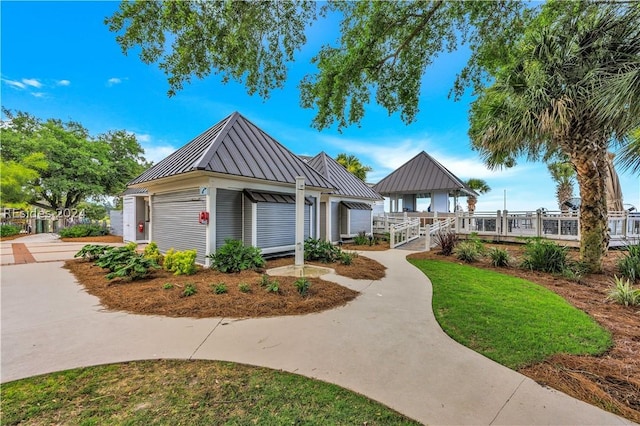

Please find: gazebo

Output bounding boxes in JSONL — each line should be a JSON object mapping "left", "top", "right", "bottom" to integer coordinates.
{"left": 373, "top": 151, "right": 476, "bottom": 213}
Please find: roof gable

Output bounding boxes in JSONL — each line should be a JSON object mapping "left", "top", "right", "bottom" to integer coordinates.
{"left": 129, "top": 112, "right": 334, "bottom": 189}
{"left": 307, "top": 152, "right": 383, "bottom": 200}
{"left": 373, "top": 151, "right": 473, "bottom": 195}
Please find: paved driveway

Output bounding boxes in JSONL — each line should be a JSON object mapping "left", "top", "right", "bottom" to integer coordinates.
{"left": 0, "top": 242, "right": 631, "bottom": 425}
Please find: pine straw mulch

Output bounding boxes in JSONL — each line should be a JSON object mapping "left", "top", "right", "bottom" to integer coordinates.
{"left": 60, "top": 235, "right": 124, "bottom": 243}
{"left": 407, "top": 244, "right": 640, "bottom": 423}
{"left": 0, "top": 233, "right": 28, "bottom": 241}
{"left": 64, "top": 254, "right": 386, "bottom": 319}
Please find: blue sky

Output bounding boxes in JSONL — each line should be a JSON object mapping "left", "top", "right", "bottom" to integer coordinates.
{"left": 2, "top": 1, "right": 638, "bottom": 212}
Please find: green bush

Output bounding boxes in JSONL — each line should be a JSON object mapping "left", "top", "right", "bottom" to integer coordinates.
{"left": 168, "top": 249, "right": 197, "bottom": 275}
{"left": 453, "top": 241, "right": 482, "bottom": 263}
{"left": 607, "top": 276, "right": 640, "bottom": 307}
{"left": 212, "top": 283, "right": 228, "bottom": 294}
{"left": 353, "top": 231, "right": 369, "bottom": 246}
{"left": 208, "top": 239, "right": 265, "bottom": 273}
{"left": 238, "top": 283, "right": 251, "bottom": 293}
{"left": 58, "top": 224, "right": 108, "bottom": 238}
{"left": 340, "top": 251, "right": 355, "bottom": 265}
{"left": 617, "top": 241, "right": 640, "bottom": 282}
{"left": 95, "top": 246, "right": 136, "bottom": 272}
{"left": 434, "top": 230, "right": 458, "bottom": 256}
{"left": 304, "top": 238, "right": 342, "bottom": 263}
{"left": 183, "top": 284, "right": 197, "bottom": 297}
{"left": 520, "top": 238, "right": 568, "bottom": 274}
{"left": 468, "top": 232, "right": 486, "bottom": 255}
{"left": 143, "top": 241, "right": 163, "bottom": 265}
{"left": 488, "top": 247, "right": 510, "bottom": 267}
{"left": 0, "top": 224, "right": 21, "bottom": 237}
{"left": 105, "top": 254, "right": 159, "bottom": 281}
{"left": 294, "top": 277, "right": 311, "bottom": 296}
{"left": 163, "top": 283, "right": 174, "bottom": 290}
{"left": 74, "top": 244, "right": 112, "bottom": 261}
{"left": 265, "top": 280, "right": 280, "bottom": 293}
{"left": 163, "top": 248, "right": 176, "bottom": 271}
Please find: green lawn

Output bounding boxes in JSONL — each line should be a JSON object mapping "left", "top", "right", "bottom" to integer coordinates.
{"left": 409, "top": 259, "right": 612, "bottom": 369}
{"left": 1, "top": 360, "right": 419, "bottom": 426}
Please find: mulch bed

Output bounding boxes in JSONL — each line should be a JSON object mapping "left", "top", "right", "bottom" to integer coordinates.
{"left": 64, "top": 253, "right": 387, "bottom": 319}
{"left": 0, "top": 234, "right": 27, "bottom": 241}
{"left": 408, "top": 244, "right": 640, "bottom": 423}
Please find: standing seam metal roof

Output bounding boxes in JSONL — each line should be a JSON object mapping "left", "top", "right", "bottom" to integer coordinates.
{"left": 372, "top": 151, "right": 476, "bottom": 196}
{"left": 128, "top": 112, "right": 335, "bottom": 189}
{"left": 306, "top": 152, "right": 383, "bottom": 200}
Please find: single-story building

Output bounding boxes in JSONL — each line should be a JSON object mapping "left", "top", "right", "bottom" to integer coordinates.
{"left": 123, "top": 112, "right": 382, "bottom": 264}
{"left": 305, "top": 152, "right": 384, "bottom": 243}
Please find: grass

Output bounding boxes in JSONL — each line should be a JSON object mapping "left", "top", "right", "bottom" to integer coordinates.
{"left": 409, "top": 259, "right": 612, "bottom": 369}
{"left": 1, "top": 360, "right": 419, "bottom": 425}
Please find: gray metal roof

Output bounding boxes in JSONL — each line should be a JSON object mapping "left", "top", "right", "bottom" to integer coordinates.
{"left": 341, "top": 201, "right": 372, "bottom": 210}
{"left": 243, "top": 189, "right": 312, "bottom": 205}
{"left": 373, "top": 151, "right": 476, "bottom": 196}
{"left": 121, "top": 187, "right": 148, "bottom": 196}
{"left": 306, "top": 152, "right": 383, "bottom": 200}
{"left": 128, "top": 112, "right": 334, "bottom": 189}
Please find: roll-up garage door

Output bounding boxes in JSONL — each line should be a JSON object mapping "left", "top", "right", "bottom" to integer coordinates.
{"left": 216, "top": 189, "right": 242, "bottom": 249}
{"left": 152, "top": 188, "right": 207, "bottom": 264}
{"left": 256, "top": 201, "right": 312, "bottom": 250}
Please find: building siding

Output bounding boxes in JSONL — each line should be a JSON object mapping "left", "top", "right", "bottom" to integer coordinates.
{"left": 216, "top": 189, "right": 243, "bottom": 248}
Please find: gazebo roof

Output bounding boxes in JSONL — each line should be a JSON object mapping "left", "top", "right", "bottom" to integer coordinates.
{"left": 306, "top": 152, "right": 383, "bottom": 200}
{"left": 373, "top": 151, "right": 476, "bottom": 197}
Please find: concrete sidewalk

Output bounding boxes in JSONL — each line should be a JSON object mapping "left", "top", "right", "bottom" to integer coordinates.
{"left": 0, "top": 248, "right": 632, "bottom": 425}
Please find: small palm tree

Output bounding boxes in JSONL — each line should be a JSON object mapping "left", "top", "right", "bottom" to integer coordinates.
{"left": 335, "top": 153, "right": 372, "bottom": 181}
{"left": 464, "top": 178, "right": 491, "bottom": 213}
{"left": 547, "top": 161, "right": 575, "bottom": 211}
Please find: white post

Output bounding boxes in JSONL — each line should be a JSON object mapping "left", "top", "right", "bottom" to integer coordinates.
{"left": 295, "top": 177, "right": 305, "bottom": 272}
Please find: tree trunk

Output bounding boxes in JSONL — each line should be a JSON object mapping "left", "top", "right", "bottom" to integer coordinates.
{"left": 467, "top": 196, "right": 477, "bottom": 213}
{"left": 571, "top": 146, "right": 609, "bottom": 273}
{"left": 557, "top": 181, "right": 573, "bottom": 212}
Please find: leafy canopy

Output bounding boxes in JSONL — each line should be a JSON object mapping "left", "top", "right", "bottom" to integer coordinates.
{"left": 335, "top": 153, "right": 372, "bottom": 181}
{"left": 106, "top": 0, "right": 529, "bottom": 130}
{"left": 0, "top": 109, "right": 149, "bottom": 210}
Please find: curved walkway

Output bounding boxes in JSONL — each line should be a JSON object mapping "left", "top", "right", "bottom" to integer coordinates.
{"left": 0, "top": 240, "right": 632, "bottom": 425}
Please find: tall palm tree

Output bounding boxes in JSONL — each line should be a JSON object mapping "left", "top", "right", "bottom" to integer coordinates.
{"left": 547, "top": 161, "right": 575, "bottom": 211}
{"left": 335, "top": 153, "right": 372, "bottom": 181}
{"left": 469, "top": 1, "right": 640, "bottom": 272}
{"left": 464, "top": 178, "right": 491, "bottom": 213}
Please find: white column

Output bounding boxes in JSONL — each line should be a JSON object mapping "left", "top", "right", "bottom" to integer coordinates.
{"left": 295, "top": 177, "right": 305, "bottom": 269}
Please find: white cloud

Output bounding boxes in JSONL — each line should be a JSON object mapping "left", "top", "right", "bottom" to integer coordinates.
{"left": 143, "top": 145, "right": 176, "bottom": 164}
{"left": 22, "top": 78, "right": 42, "bottom": 88}
{"left": 107, "top": 77, "right": 122, "bottom": 86}
{"left": 135, "top": 133, "right": 151, "bottom": 143}
{"left": 30, "top": 92, "right": 45, "bottom": 98}
{"left": 2, "top": 79, "right": 26, "bottom": 89}
{"left": 57, "top": 79, "right": 70, "bottom": 86}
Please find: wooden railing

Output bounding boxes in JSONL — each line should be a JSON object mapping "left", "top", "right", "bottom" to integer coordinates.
{"left": 389, "top": 217, "right": 421, "bottom": 248}
{"left": 425, "top": 217, "right": 455, "bottom": 251}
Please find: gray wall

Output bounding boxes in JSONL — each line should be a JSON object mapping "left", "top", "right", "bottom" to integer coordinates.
{"left": 215, "top": 189, "right": 243, "bottom": 248}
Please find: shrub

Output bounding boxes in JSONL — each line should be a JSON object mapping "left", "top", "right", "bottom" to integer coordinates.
{"left": 238, "top": 283, "right": 251, "bottom": 293}
{"left": 58, "top": 224, "right": 108, "bottom": 238}
{"left": 468, "top": 232, "right": 486, "bottom": 255}
{"left": 0, "top": 224, "right": 21, "bottom": 237}
{"left": 294, "top": 277, "right": 311, "bottom": 296}
{"left": 169, "top": 249, "right": 197, "bottom": 275}
{"left": 340, "top": 251, "right": 355, "bottom": 265}
{"left": 124, "top": 241, "right": 138, "bottom": 251}
{"left": 163, "top": 283, "right": 174, "bottom": 290}
{"left": 434, "top": 230, "right": 458, "bottom": 256}
{"left": 74, "top": 244, "right": 111, "bottom": 261}
{"left": 520, "top": 238, "right": 568, "bottom": 274}
{"left": 208, "top": 239, "right": 265, "bottom": 273}
{"left": 259, "top": 274, "right": 272, "bottom": 287}
{"left": 183, "top": 284, "right": 197, "bottom": 297}
{"left": 607, "top": 276, "right": 640, "bottom": 307}
{"left": 454, "top": 241, "right": 482, "bottom": 263}
{"left": 617, "top": 241, "right": 640, "bottom": 282}
{"left": 212, "top": 283, "right": 228, "bottom": 294}
{"left": 353, "top": 231, "right": 369, "bottom": 246}
{"left": 488, "top": 247, "right": 510, "bottom": 267}
{"left": 95, "top": 246, "right": 136, "bottom": 272}
{"left": 105, "top": 254, "right": 159, "bottom": 281}
{"left": 561, "top": 261, "right": 590, "bottom": 284}
{"left": 143, "top": 242, "right": 163, "bottom": 265}
{"left": 163, "top": 248, "right": 176, "bottom": 271}
{"left": 265, "top": 280, "right": 280, "bottom": 293}
{"left": 304, "top": 238, "right": 342, "bottom": 263}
